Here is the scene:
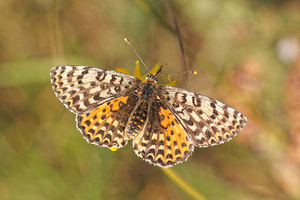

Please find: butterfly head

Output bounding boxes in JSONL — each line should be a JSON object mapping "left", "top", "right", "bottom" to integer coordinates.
{"left": 145, "top": 64, "right": 166, "bottom": 83}
{"left": 146, "top": 74, "right": 158, "bottom": 83}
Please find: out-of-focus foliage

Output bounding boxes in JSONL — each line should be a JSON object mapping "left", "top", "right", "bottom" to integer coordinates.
{"left": 1, "top": 0, "right": 300, "bottom": 199}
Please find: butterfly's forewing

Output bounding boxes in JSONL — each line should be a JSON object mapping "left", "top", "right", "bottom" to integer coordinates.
{"left": 158, "top": 85, "right": 247, "bottom": 147}
{"left": 50, "top": 65, "right": 141, "bottom": 114}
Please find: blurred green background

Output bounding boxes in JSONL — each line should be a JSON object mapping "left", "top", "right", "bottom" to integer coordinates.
{"left": 1, "top": 0, "right": 300, "bottom": 199}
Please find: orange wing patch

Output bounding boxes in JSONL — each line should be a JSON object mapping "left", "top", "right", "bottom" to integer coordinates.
{"left": 76, "top": 96, "right": 131, "bottom": 148}
{"left": 158, "top": 106, "right": 194, "bottom": 166}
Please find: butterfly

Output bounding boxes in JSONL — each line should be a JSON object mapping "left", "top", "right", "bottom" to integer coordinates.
{"left": 50, "top": 64, "right": 247, "bottom": 167}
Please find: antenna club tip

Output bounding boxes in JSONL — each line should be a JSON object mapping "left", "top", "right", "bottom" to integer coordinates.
{"left": 187, "top": 70, "right": 197, "bottom": 75}
{"left": 124, "top": 38, "right": 130, "bottom": 44}
{"left": 191, "top": 70, "right": 197, "bottom": 75}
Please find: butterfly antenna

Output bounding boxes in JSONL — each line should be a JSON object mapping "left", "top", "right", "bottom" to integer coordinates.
{"left": 124, "top": 38, "right": 150, "bottom": 72}
{"left": 160, "top": 70, "right": 198, "bottom": 76}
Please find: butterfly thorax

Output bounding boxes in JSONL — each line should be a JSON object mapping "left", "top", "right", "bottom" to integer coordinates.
{"left": 141, "top": 80, "right": 157, "bottom": 100}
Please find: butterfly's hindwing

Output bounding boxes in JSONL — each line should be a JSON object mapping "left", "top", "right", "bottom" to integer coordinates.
{"left": 50, "top": 65, "right": 141, "bottom": 114}
{"left": 133, "top": 100, "right": 194, "bottom": 167}
{"left": 76, "top": 94, "right": 139, "bottom": 148}
{"left": 158, "top": 85, "right": 247, "bottom": 147}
